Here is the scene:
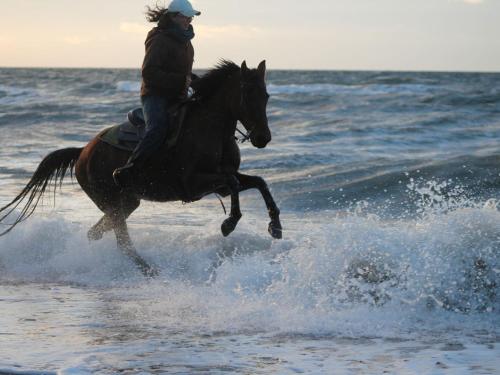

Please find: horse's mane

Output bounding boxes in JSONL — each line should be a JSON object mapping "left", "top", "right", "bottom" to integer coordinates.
{"left": 192, "top": 60, "right": 240, "bottom": 100}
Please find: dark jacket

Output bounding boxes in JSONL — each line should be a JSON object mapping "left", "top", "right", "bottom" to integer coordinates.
{"left": 140, "top": 20, "right": 194, "bottom": 101}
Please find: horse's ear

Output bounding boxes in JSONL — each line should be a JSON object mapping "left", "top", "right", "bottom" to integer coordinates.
{"left": 257, "top": 60, "right": 266, "bottom": 80}
{"left": 241, "top": 60, "right": 248, "bottom": 74}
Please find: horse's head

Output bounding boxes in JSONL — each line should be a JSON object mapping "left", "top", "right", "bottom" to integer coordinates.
{"left": 237, "top": 60, "right": 271, "bottom": 149}
{"left": 191, "top": 60, "right": 272, "bottom": 148}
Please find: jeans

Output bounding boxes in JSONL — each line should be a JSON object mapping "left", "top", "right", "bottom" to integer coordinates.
{"left": 129, "top": 95, "right": 170, "bottom": 166}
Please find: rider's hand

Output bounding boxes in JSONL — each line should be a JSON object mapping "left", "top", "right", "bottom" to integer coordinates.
{"left": 185, "top": 75, "right": 192, "bottom": 88}
{"left": 180, "top": 75, "right": 193, "bottom": 99}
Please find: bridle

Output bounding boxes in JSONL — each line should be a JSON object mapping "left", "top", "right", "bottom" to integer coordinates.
{"left": 235, "top": 126, "right": 251, "bottom": 143}
{"left": 235, "top": 81, "right": 259, "bottom": 144}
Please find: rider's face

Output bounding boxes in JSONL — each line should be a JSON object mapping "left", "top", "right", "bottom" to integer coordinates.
{"left": 172, "top": 13, "right": 193, "bottom": 30}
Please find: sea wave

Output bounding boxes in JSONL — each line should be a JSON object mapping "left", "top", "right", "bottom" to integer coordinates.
{"left": 0, "top": 194, "right": 498, "bottom": 322}
{"left": 0, "top": 369, "right": 55, "bottom": 375}
{"left": 275, "top": 153, "right": 500, "bottom": 213}
{"left": 267, "top": 83, "right": 435, "bottom": 97}
{"left": 0, "top": 84, "right": 41, "bottom": 106}
{"left": 1, "top": 67, "right": 500, "bottom": 375}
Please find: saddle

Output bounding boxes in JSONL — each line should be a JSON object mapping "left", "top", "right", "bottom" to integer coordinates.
{"left": 98, "top": 104, "right": 188, "bottom": 152}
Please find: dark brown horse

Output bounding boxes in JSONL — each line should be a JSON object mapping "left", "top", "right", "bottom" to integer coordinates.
{"left": 0, "top": 60, "right": 282, "bottom": 276}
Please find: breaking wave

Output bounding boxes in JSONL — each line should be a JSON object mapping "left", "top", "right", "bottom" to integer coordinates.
{"left": 0, "top": 183, "right": 498, "bottom": 339}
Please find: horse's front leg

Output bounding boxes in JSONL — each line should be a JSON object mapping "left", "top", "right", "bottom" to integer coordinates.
{"left": 235, "top": 173, "right": 282, "bottom": 239}
{"left": 183, "top": 173, "right": 242, "bottom": 237}
{"left": 220, "top": 175, "right": 242, "bottom": 237}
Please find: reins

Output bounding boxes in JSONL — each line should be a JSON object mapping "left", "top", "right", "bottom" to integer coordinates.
{"left": 235, "top": 126, "right": 250, "bottom": 143}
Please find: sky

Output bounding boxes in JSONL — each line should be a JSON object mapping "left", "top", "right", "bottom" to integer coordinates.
{"left": 0, "top": 0, "right": 499, "bottom": 71}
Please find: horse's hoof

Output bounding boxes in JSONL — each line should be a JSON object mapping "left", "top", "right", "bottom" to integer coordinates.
{"left": 137, "top": 261, "right": 159, "bottom": 278}
{"left": 221, "top": 218, "right": 237, "bottom": 237}
{"left": 143, "top": 265, "right": 160, "bottom": 278}
{"left": 131, "top": 256, "right": 158, "bottom": 278}
{"left": 87, "top": 229, "right": 103, "bottom": 241}
{"left": 268, "top": 222, "right": 283, "bottom": 239}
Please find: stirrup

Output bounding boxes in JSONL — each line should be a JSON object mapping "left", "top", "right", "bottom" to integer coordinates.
{"left": 113, "top": 163, "right": 135, "bottom": 187}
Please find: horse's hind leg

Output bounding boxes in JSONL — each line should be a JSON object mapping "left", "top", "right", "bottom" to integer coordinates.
{"left": 87, "top": 199, "right": 136, "bottom": 241}
{"left": 110, "top": 198, "right": 157, "bottom": 277}
{"left": 235, "top": 173, "right": 282, "bottom": 239}
{"left": 112, "top": 216, "right": 156, "bottom": 277}
{"left": 88, "top": 215, "right": 113, "bottom": 241}
{"left": 86, "top": 189, "right": 155, "bottom": 276}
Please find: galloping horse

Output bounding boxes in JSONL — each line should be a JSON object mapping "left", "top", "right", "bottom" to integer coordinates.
{"left": 0, "top": 60, "right": 282, "bottom": 276}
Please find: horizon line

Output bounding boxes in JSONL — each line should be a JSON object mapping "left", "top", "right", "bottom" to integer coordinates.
{"left": 1, "top": 65, "right": 499, "bottom": 74}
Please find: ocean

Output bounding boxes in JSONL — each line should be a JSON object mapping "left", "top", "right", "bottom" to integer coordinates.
{"left": 0, "top": 67, "right": 499, "bottom": 374}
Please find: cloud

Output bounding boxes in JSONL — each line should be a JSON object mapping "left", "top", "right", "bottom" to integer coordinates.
{"left": 120, "top": 22, "right": 149, "bottom": 35}
{"left": 63, "top": 36, "right": 92, "bottom": 45}
{"left": 196, "top": 24, "right": 263, "bottom": 39}
{"left": 456, "top": 0, "right": 484, "bottom": 4}
{"left": 0, "top": 35, "right": 13, "bottom": 45}
{"left": 119, "top": 22, "right": 263, "bottom": 39}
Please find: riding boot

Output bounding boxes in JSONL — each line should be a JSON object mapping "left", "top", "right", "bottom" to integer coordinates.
{"left": 113, "top": 161, "right": 140, "bottom": 188}
{"left": 113, "top": 95, "right": 170, "bottom": 188}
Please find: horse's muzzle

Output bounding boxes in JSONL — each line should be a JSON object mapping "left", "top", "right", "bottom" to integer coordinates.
{"left": 251, "top": 132, "right": 271, "bottom": 148}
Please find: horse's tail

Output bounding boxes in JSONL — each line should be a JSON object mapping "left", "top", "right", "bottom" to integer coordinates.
{"left": 0, "top": 147, "right": 83, "bottom": 236}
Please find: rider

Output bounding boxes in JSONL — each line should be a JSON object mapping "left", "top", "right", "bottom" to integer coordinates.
{"left": 113, "top": 0, "right": 200, "bottom": 187}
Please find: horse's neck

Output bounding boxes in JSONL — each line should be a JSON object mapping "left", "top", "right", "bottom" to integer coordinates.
{"left": 190, "top": 95, "right": 238, "bottom": 137}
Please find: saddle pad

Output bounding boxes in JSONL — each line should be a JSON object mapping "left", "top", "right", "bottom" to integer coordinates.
{"left": 98, "top": 122, "right": 140, "bottom": 152}
{"left": 98, "top": 106, "right": 187, "bottom": 152}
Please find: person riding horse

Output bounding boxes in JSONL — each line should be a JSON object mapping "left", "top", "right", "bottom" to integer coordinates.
{"left": 113, "top": 0, "right": 201, "bottom": 187}
{"left": 0, "top": 2, "right": 282, "bottom": 276}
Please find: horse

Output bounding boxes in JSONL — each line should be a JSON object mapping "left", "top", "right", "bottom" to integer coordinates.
{"left": 0, "top": 60, "right": 283, "bottom": 276}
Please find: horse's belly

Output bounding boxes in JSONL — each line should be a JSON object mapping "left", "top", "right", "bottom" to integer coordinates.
{"left": 136, "top": 177, "right": 182, "bottom": 202}
{"left": 140, "top": 189, "right": 180, "bottom": 203}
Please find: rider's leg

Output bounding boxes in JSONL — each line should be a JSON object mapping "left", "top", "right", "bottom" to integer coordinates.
{"left": 113, "top": 95, "right": 170, "bottom": 187}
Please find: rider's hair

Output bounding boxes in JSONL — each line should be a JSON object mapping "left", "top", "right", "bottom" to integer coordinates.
{"left": 145, "top": 4, "right": 178, "bottom": 23}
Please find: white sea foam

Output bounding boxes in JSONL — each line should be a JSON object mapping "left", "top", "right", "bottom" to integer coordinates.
{"left": 0, "top": 200, "right": 498, "bottom": 336}
{"left": 1, "top": 203, "right": 499, "bottom": 373}
{"left": 115, "top": 81, "right": 140, "bottom": 93}
{"left": 267, "top": 83, "right": 434, "bottom": 96}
